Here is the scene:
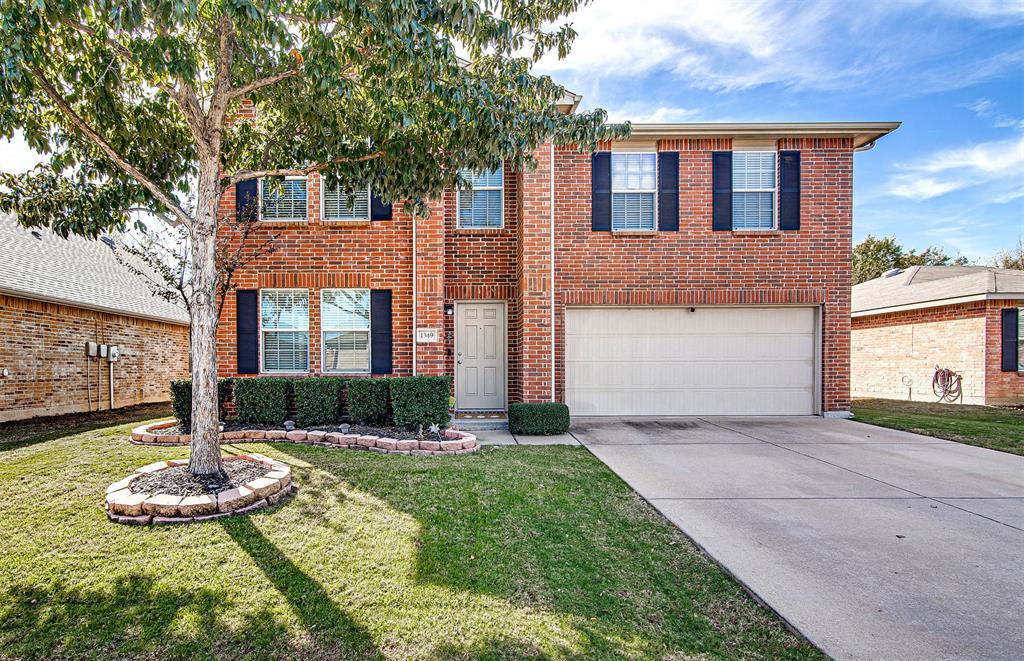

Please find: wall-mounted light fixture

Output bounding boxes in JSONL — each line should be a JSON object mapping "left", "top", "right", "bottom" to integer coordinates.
{"left": 444, "top": 303, "right": 454, "bottom": 316}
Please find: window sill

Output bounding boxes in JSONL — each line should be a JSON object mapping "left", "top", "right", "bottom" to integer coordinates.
{"left": 321, "top": 218, "right": 372, "bottom": 227}
{"left": 455, "top": 226, "right": 507, "bottom": 233}
{"left": 731, "top": 228, "right": 779, "bottom": 234}
{"left": 611, "top": 230, "right": 659, "bottom": 237}
{"left": 258, "top": 219, "right": 308, "bottom": 226}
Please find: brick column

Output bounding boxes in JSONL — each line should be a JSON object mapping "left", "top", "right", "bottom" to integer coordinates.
{"left": 517, "top": 143, "right": 554, "bottom": 401}
{"left": 414, "top": 198, "right": 446, "bottom": 376}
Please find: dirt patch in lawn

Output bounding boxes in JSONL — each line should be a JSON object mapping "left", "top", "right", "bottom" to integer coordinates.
{"left": 130, "top": 461, "right": 269, "bottom": 497}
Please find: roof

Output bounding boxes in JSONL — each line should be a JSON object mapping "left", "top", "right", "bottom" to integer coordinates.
{"left": 607, "top": 122, "right": 899, "bottom": 149}
{"left": 852, "top": 265, "right": 1024, "bottom": 317}
{"left": 0, "top": 213, "right": 190, "bottom": 325}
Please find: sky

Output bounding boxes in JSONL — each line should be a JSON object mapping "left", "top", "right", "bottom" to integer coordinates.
{"left": 2, "top": 0, "right": 1022, "bottom": 261}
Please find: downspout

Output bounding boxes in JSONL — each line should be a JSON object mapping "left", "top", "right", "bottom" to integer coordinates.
{"left": 549, "top": 142, "right": 556, "bottom": 401}
{"left": 412, "top": 212, "right": 418, "bottom": 376}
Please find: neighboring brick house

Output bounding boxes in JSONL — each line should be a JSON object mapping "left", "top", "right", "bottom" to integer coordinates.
{"left": 851, "top": 266, "right": 1024, "bottom": 406}
{"left": 0, "top": 214, "right": 190, "bottom": 423}
{"left": 215, "top": 109, "right": 899, "bottom": 417}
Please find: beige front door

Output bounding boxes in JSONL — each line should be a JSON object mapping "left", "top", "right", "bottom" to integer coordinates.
{"left": 456, "top": 302, "right": 506, "bottom": 410}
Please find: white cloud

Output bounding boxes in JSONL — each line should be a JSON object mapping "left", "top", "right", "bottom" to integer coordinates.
{"left": 0, "top": 132, "right": 47, "bottom": 174}
{"left": 604, "top": 104, "right": 702, "bottom": 123}
{"left": 886, "top": 133, "right": 1024, "bottom": 201}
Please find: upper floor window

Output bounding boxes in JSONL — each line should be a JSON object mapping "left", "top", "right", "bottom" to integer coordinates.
{"left": 732, "top": 152, "right": 776, "bottom": 230}
{"left": 323, "top": 184, "right": 370, "bottom": 221}
{"left": 1019, "top": 308, "right": 1024, "bottom": 372}
{"left": 260, "top": 176, "right": 308, "bottom": 222}
{"left": 458, "top": 167, "right": 503, "bottom": 228}
{"left": 321, "top": 289, "right": 371, "bottom": 373}
{"left": 260, "top": 289, "right": 309, "bottom": 372}
{"left": 611, "top": 152, "right": 656, "bottom": 231}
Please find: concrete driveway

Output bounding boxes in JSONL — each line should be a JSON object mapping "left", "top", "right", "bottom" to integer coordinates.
{"left": 572, "top": 416, "right": 1024, "bottom": 661}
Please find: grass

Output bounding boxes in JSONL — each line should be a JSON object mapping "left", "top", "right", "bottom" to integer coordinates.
{"left": 852, "top": 398, "right": 1024, "bottom": 455}
{"left": 0, "top": 413, "right": 822, "bottom": 660}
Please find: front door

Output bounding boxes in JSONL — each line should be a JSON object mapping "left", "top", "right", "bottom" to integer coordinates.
{"left": 456, "top": 302, "right": 506, "bottom": 410}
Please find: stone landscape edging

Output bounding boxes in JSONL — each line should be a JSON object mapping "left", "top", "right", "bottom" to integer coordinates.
{"left": 130, "top": 420, "right": 479, "bottom": 456}
{"left": 105, "top": 453, "right": 292, "bottom": 526}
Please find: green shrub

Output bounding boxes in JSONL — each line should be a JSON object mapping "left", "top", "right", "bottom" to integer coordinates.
{"left": 508, "top": 402, "right": 570, "bottom": 435}
{"left": 347, "top": 378, "right": 391, "bottom": 424}
{"left": 389, "top": 376, "right": 451, "bottom": 430}
{"left": 293, "top": 377, "right": 346, "bottom": 428}
{"left": 169, "top": 378, "right": 234, "bottom": 431}
{"left": 234, "top": 377, "right": 290, "bottom": 425}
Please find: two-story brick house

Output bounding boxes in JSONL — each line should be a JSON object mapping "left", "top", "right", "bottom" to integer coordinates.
{"left": 215, "top": 107, "right": 898, "bottom": 418}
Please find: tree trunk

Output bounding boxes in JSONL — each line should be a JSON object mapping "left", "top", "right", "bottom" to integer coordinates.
{"left": 188, "top": 161, "right": 224, "bottom": 476}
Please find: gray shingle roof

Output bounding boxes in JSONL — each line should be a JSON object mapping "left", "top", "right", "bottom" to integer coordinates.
{"left": 0, "top": 213, "right": 190, "bottom": 324}
{"left": 852, "top": 265, "right": 1024, "bottom": 315}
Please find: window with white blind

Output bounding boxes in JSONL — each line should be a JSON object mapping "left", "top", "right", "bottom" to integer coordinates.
{"left": 260, "top": 177, "right": 308, "bottom": 221}
{"left": 732, "top": 152, "right": 776, "bottom": 229}
{"left": 611, "top": 152, "right": 657, "bottom": 231}
{"left": 322, "top": 184, "right": 370, "bottom": 221}
{"left": 260, "top": 289, "right": 309, "bottom": 372}
{"left": 1019, "top": 308, "right": 1024, "bottom": 371}
{"left": 321, "top": 289, "right": 371, "bottom": 373}
{"left": 457, "top": 167, "right": 503, "bottom": 228}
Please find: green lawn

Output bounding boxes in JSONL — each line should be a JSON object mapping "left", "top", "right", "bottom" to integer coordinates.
{"left": 852, "top": 398, "right": 1024, "bottom": 455}
{"left": 0, "top": 415, "right": 820, "bottom": 660}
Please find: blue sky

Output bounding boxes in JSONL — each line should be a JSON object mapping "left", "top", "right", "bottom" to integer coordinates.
{"left": 534, "top": 0, "right": 1024, "bottom": 261}
{"left": 2, "top": 0, "right": 1021, "bottom": 261}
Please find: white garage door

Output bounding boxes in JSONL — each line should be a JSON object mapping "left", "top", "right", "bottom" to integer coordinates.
{"left": 565, "top": 307, "right": 817, "bottom": 416}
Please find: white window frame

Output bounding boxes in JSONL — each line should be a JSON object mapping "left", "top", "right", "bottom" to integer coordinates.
{"left": 321, "top": 182, "right": 372, "bottom": 222}
{"left": 731, "top": 151, "right": 777, "bottom": 230}
{"left": 456, "top": 167, "right": 504, "bottom": 229}
{"left": 320, "top": 288, "right": 372, "bottom": 374}
{"left": 259, "top": 288, "right": 310, "bottom": 374}
{"left": 611, "top": 151, "right": 658, "bottom": 232}
{"left": 258, "top": 176, "right": 308, "bottom": 222}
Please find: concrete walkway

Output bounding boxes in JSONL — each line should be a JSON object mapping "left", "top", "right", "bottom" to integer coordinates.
{"left": 473, "top": 429, "right": 578, "bottom": 445}
{"left": 573, "top": 416, "right": 1024, "bottom": 661}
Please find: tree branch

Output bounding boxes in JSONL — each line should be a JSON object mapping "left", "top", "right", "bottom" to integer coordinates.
{"left": 30, "top": 67, "right": 193, "bottom": 226}
{"left": 223, "top": 149, "right": 387, "bottom": 186}
{"left": 227, "top": 68, "right": 303, "bottom": 101}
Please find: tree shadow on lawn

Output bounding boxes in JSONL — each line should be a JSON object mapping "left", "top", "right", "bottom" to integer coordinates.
{"left": 270, "top": 443, "right": 815, "bottom": 660}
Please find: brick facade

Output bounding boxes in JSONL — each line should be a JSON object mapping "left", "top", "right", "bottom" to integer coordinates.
{"left": 0, "top": 293, "right": 190, "bottom": 423}
{"left": 216, "top": 132, "right": 861, "bottom": 415}
{"left": 851, "top": 299, "right": 1024, "bottom": 406}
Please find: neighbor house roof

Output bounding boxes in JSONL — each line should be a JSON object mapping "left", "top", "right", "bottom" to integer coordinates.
{"left": 0, "top": 213, "right": 190, "bottom": 325}
{"left": 852, "top": 265, "right": 1024, "bottom": 317}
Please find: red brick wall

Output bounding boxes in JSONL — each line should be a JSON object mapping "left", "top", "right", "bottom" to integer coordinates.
{"left": 549, "top": 138, "right": 855, "bottom": 412}
{"left": 0, "top": 294, "right": 189, "bottom": 422}
{"left": 985, "top": 299, "right": 1024, "bottom": 405}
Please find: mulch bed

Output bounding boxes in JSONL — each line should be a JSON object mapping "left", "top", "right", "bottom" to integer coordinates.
{"left": 130, "top": 460, "right": 269, "bottom": 497}
{"left": 158, "top": 422, "right": 445, "bottom": 442}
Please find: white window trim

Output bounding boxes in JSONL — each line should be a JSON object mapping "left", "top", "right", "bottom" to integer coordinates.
{"left": 320, "top": 182, "right": 372, "bottom": 222}
{"left": 259, "top": 288, "right": 310, "bottom": 374}
{"left": 732, "top": 151, "right": 777, "bottom": 231}
{"left": 320, "top": 288, "right": 372, "bottom": 374}
{"left": 456, "top": 168, "right": 505, "bottom": 229}
{"left": 258, "top": 176, "right": 309, "bottom": 223}
{"left": 610, "top": 151, "right": 658, "bottom": 232}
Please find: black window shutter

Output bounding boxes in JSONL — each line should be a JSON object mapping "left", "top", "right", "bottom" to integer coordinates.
{"left": 236, "top": 290, "right": 259, "bottom": 374}
{"left": 591, "top": 151, "right": 611, "bottom": 231}
{"left": 658, "top": 151, "right": 679, "bottom": 231}
{"left": 370, "top": 191, "right": 392, "bottom": 220}
{"left": 370, "top": 289, "right": 393, "bottom": 374}
{"left": 779, "top": 150, "right": 801, "bottom": 231}
{"left": 236, "top": 180, "right": 258, "bottom": 222}
{"left": 1001, "top": 308, "right": 1019, "bottom": 372}
{"left": 712, "top": 151, "right": 732, "bottom": 231}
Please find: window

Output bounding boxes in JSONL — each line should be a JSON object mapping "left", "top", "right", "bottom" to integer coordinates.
{"left": 457, "top": 167, "right": 503, "bottom": 228}
{"left": 321, "top": 289, "right": 371, "bottom": 373}
{"left": 260, "top": 177, "right": 308, "bottom": 221}
{"left": 260, "top": 289, "right": 309, "bottom": 372}
{"left": 732, "top": 151, "right": 776, "bottom": 229}
{"left": 1019, "top": 308, "right": 1024, "bottom": 372}
{"left": 611, "top": 152, "right": 657, "bottom": 231}
{"left": 323, "top": 184, "right": 370, "bottom": 221}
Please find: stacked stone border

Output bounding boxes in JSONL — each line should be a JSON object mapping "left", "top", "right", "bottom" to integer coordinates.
{"left": 130, "top": 420, "right": 480, "bottom": 455}
{"left": 105, "top": 453, "right": 292, "bottom": 526}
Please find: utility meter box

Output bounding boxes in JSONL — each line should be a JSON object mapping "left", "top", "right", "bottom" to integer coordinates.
{"left": 99, "top": 344, "right": 108, "bottom": 358}
{"left": 86, "top": 341, "right": 98, "bottom": 357}
{"left": 107, "top": 346, "right": 120, "bottom": 362}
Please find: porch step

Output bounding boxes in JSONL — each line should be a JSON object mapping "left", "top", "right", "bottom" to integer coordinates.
{"left": 452, "top": 414, "right": 509, "bottom": 431}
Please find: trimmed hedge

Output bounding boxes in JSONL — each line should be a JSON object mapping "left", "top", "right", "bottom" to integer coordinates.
{"left": 234, "top": 377, "right": 290, "bottom": 425}
{"left": 169, "top": 378, "right": 234, "bottom": 431}
{"left": 293, "top": 377, "right": 346, "bottom": 428}
{"left": 508, "top": 402, "right": 570, "bottom": 435}
{"left": 347, "top": 378, "right": 391, "bottom": 424}
{"left": 389, "top": 376, "right": 451, "bottom": 430}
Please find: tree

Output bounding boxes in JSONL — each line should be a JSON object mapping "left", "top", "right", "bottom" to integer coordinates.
{"left": 993, "top": 237, "right": 1024, "bottom": 271}
{"left": 0, "top": 1, "right": 626, "bottom": 475}
{"left": 852, "top": 234, "right": 968, "bottom": 285}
